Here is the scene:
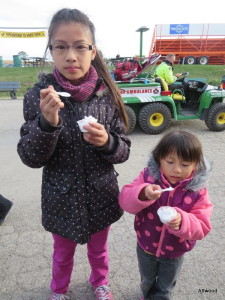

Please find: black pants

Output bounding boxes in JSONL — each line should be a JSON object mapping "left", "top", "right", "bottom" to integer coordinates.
{"left": 137, "top": 243, "right": 184, "bottom": 300}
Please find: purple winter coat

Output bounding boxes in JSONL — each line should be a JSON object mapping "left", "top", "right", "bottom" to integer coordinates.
{"left": 119, "top": 156, "right": 213, "bottom": 258}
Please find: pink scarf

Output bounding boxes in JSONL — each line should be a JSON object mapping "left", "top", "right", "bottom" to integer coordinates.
{"left": 53, "top": 65, "right": 99, "bottom": 101}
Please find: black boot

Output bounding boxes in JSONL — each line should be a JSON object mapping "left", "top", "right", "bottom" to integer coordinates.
{"left": 0, "top": 194, "right": 13, "bottom": 225}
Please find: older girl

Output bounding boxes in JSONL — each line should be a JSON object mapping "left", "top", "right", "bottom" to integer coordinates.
{"left": 17, "top": 8, "right": 131, "bottom": 300}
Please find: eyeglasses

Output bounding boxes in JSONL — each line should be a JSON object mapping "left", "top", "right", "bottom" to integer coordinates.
{"left": 49, "top": 43, "right": 94, "bottom": 54}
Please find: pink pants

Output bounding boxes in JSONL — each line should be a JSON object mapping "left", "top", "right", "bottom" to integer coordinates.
{"left": 50, "top": 226, "right": 110, "bottom": 294}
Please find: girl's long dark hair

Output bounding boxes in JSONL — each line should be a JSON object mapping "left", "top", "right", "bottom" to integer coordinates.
{"left": 152, "top": 130, "right": 206, "bottom": 170}
{"left": 44, "top": 8, "right": 128, "bottom": 128}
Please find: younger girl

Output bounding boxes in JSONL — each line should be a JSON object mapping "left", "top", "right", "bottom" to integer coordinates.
{"left": 119, "top": 130, "right": 213, "bottom": 300}
{"left": 17, "top": 8, "right": 131, "bottom": 300}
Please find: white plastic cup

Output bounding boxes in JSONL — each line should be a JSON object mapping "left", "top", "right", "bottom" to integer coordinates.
{"left": 157, "top": 206, "right": 177, "bottom": 224}
{"left": 77, "top": 116, "right": 97, "bottom": 132}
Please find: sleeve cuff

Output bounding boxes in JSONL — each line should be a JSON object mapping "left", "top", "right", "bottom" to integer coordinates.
{"left": 96, "top": 133, "right": 116, "bottom": 154}
{"left": 39, "top": 114, "right": 62, "bottom": 133}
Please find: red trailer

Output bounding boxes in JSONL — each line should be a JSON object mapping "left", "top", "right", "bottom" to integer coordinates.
{"left": 149, "top": 24, "right": 225, "bottom": 65}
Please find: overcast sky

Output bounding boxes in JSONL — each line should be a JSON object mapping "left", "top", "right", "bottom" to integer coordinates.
{"left": 1, "top": 0, "right": 225, "bottom": 61}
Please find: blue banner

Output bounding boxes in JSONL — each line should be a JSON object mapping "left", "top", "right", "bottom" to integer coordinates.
{"left": 170, "top": 24, "right": 189, "bottom": 34}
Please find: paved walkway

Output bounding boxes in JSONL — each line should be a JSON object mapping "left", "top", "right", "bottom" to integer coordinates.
{"left": 0, "top": 99, "right": 224, "bottom": 300}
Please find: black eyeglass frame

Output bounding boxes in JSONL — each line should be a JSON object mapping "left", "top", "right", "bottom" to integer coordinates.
{"left": 49, "top": 44, "right": 94, "bottom": 51}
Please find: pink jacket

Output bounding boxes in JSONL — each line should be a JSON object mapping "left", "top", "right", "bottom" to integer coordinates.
{"left": 119, "top": 157, "right": 213, "bottom": 258}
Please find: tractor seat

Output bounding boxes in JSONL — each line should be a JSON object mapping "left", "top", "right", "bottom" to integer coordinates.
{"left": 155, "top": 77, "right": 185, "bottom": 101}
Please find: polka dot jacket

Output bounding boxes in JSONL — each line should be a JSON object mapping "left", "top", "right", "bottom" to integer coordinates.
{"left": 17, "top": 74, "right": 131, "bottom": 244}
{"left": 119, "top": 156, "right": 213, "bottom": 258}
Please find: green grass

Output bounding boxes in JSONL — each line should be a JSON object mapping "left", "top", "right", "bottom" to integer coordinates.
{"left": 173, "top": 64, "right": 225, "bottom": 85}
{"left": 0, "top": 66, "right": 52, "bottom": 98}
{"left": 0, "top": 64, "right": 225, "bottom": 98}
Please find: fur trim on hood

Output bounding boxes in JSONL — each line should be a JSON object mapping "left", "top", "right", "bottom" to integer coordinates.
{"left": 147, "top": 155, "right": 212, "bottom": 192}
{"left": 95, "top": 86, "right": 109, "bottom": 98}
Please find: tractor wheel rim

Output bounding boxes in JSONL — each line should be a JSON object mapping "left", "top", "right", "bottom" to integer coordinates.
{"left": 150, "top": 113, "right": 164, "bottom": 127}
{"left": 217, "top": 112, "right": 225, "bottom": 125}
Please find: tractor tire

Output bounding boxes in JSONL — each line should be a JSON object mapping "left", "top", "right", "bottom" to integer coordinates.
{"left": 138, "top": 103, "right": 172, "bottom": 134}
{"left": 184, "top": 56, "right": 196, "bottom": 65}
{"left": 205, "top": 103, "right": 225, "bottom": 131}
{"left": 196, "top": 56, "right": 208, "bottom": 65}
{"left": 125, "top": 105, "right": 137, "bottom": 134}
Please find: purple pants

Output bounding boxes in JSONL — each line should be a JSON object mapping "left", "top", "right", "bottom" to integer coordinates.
{"left": 50, "top": 226, "right": 110, "bottom": 294}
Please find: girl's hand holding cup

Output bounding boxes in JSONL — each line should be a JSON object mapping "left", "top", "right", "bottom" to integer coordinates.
{"left": 40, "top": 85, "right": 64, "bottom": 126}
{"left": 83, "top": 122, "right": 109, "bottom": 147}
{"left": 157, "top": 206, "right": 181, "bottom": 230}
{"left": 167, "top": 212, "right": 182, "bottom": 231}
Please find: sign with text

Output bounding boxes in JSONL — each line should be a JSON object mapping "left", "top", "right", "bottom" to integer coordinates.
{"left": 156, "top": 24, "right": 225, "bottom": 36}
{"left": 0, "top": 31, "right": 46, "bottom": 38}
{"left": 170, "top": 24, "right": 189, "bottom": 34}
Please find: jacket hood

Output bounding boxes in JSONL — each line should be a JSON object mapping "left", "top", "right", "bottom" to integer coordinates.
{"left": 147, "top": 155, "right": 211, "bottom": 191}
{"left": 162, "top": 59, "right": 173, "bottom": 68}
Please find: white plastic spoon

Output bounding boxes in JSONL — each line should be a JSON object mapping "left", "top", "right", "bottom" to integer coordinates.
{"left": 160, "top": 187, "right": 174, "bottom": 192}
{"left": 56, "top": 91, "right": 71, "bottom": 97}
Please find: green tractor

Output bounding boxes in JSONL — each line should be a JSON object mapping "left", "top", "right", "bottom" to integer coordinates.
{"left": 114, "top": 56, "right": 225, "bottom": 134}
